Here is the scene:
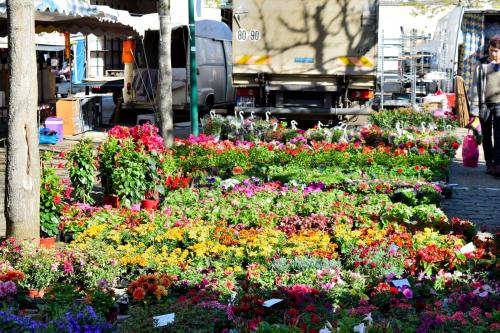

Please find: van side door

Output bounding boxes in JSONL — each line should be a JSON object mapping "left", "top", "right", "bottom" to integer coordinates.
{"left": 197, "top": 37, "right": 226, "bottom": 105}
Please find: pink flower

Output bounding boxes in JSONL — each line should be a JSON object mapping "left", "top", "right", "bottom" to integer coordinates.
{"left": 450, "top": 311, "right": 467, "bottom": 325}
{"left": 63, "top": 260, "right": 74, "bottom": 274}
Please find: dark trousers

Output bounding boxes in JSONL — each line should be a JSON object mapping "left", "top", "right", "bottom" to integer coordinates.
{"left": 480, "top": 104, "right": 500, "bottom": 165}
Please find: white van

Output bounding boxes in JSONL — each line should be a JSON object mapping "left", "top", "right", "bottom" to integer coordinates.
{"left": 122, "top": 19, "right": 235, "bottom": 116}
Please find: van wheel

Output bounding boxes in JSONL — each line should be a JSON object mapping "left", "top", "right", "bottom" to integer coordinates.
{"left": 199, "top": 95, "right": 214, "bottom": 117}
{"left": 205, "top": 95, "right": 214, "bottom": 111}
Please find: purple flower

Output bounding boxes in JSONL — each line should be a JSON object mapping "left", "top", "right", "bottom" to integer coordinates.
{"left": 402, "top": 287, "right": 414, "bottom": 299}
{"left": 3, "top": 281, "right": 16, "bottom": 294}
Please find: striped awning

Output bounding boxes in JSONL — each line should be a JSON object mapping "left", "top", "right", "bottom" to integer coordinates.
{"left": 0, "top": 0, "right": 140, "bottom": 37}
{"left": 0, "top": 0, "right": 102, "bottom": 21}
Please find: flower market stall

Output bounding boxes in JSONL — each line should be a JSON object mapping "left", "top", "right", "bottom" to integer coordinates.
{"left": 0, "top": 109, "right": 498, "bottom": 332}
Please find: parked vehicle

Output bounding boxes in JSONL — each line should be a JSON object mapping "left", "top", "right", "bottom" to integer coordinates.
{"left": 430, "top": 6, "right": 500, "bottom": 93}
{"left": 232, "top": 0, "right": 378, "bottom": 120}
{"left": 119, "top": 19, "right": 235, "bottom": 116}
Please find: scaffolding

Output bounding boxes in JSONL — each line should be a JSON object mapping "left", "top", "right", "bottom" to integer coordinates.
{"left": 377, "top": 28, "right": 432, "bottom": 110}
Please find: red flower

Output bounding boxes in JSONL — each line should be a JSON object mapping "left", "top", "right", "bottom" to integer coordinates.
{"left": 397, "top": 168, "right": 403, "bottom": 174}
{"left": 132, "top": 287, "right": 146, "bottom": 301}
{"left": 287, "top": 308, "right": 299, "bottom": 317}
{"left": 389, "top": 287, "right": 399, "bottom": 294}
{"left": 305, "top": 304, "right": 316, "bottom": 312}
{"left": 311, "top": 313, "right": 321, "bottom": 324}
{"left": 54, "top": 195, "right": 62, "bottom": 204}
{"left": 414, "top": 165, "right": 421, "bottom": 171}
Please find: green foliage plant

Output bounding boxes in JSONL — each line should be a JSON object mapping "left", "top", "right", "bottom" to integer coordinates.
{"left": 111, "top": 138, "right": 147, "bottom": 207}
{"left": 40, "top": 151, "right": 65, "bottom": 237}
{"left": 66, "top": 139, "right": 96, "bottom": 204}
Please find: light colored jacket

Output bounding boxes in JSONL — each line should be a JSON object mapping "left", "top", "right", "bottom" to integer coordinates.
{"left": 469, "top": 61, "right": 493, "bottom": 120}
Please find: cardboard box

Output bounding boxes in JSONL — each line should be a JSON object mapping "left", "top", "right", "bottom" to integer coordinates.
{"left": 56, "top": 98, "right": 82, "bottom": 135}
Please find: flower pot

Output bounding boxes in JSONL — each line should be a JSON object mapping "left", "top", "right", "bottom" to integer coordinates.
{"left": 103, "top": 195, "right": 120, "bottom": 208}
{"left": 39, "top": 236, "right": 56, "bottom": 249}
{"left": 140, "top": 199, "right": 159, "bottom": 210}
{"left": 28, "top": 288, "right": 46, "bottom": 299}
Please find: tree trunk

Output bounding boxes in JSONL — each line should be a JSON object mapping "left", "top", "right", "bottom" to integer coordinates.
{"left": 157, "top": 0, "right": 174, "bottom": 148}
{"left": 5, "top": 0, "right": 40, "bottom": 240}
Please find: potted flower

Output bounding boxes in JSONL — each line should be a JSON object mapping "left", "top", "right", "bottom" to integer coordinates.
{"left": 127, "top": 273, "right": 176, "bottom": 304}
{"left": 40, "top": 152, "right": 65, "bottom": 246}
{"left": 13, "top": 243, "right": 61, "bottom": 294}
{"left": 111, "top": 139, "right": 148, "bottom": 207}
{"left": 201, "top": 113, "right": 225, "bottom": 140}
{"left": 97, "top": 136, "right": 120, "bottom": 206}
{"left": 99, "top": 124, "right": 169, "bottom": 208}
{"left": 66, "top": 139, "right": 96, "bottom": 204}
{"left": 140, "top": 152, "right": 166, "bottom": 210}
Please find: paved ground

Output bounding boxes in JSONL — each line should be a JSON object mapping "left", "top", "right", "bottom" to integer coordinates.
{"left": 441, "top": 128, "right": 500, "bottom": 232}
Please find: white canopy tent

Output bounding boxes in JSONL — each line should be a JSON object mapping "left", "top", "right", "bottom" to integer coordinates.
{"left": 0, "top": 0, "right": 139, "bottom": 37}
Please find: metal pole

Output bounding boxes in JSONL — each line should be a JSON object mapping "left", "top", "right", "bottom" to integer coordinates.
{"left": 410, "top": 29, "right": 417, "bottom": 110}
{"left": 188, "top": 0, "right": 199, "bottom": 136}
{"left": 380, "top": 30, "right": 385, "bottom": 110}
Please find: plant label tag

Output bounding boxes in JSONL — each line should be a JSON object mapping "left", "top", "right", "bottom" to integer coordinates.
{"left": 353, "top": 322, "right": 366, "bottom": 333}
{"left": 392, "top": 279, "right": 410, "bottom": 288}
{"left": 389, "top": 243, "right": 399, "bottom": 252}
{"left": 153, "top": 313, "right": 175, "bottom": 327}
{"left": 263, "top": 298, "right": 283, "bottom": 307}
{"left": 460, "top": 242, "right": 475, "bottom": 254}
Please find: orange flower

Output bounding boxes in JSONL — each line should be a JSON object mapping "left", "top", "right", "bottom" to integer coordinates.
{"left": 0, "top": 270, "right": 25, "bottom": 282}
{"left": 232, "top": 166, "right": 244, "bottom": 175}
{"left": 154, "top": 285, "right": 167, "bottom": 300}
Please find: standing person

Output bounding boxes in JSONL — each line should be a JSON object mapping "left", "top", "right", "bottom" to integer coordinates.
{"left": 470, "top": 37, "right": 500, "bottom": 175}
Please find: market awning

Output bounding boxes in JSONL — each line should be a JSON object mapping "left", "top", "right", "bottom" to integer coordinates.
{"left": 36, "top": 44, "right": 65, "bottom": 52}
{"left": 0, "top": 33, "right": 65, "bottom": 50}
{"left": 0, "top": 0, "right": 139, "bottom": 37}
